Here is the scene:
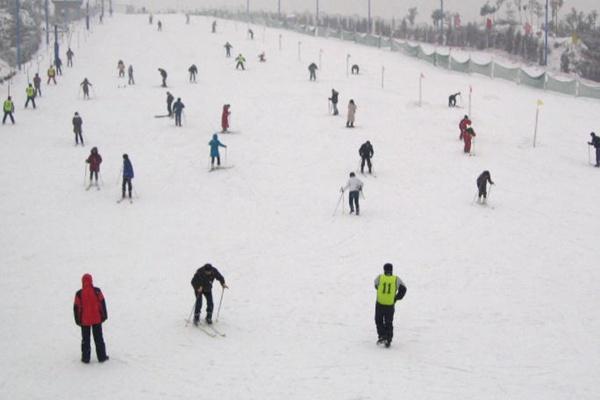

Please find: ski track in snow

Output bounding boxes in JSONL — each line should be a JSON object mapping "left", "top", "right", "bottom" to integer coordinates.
{"left": 0, "top": 14, "right": 599, "bottom": 400}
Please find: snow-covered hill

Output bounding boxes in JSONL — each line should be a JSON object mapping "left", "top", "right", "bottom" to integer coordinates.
{"left": 0, "top": 13, "right": 599, "bottom": 400}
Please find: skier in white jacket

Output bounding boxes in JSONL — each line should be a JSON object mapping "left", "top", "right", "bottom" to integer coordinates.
{"left": 340, "top": 172, "right": 364, "bottom": 215}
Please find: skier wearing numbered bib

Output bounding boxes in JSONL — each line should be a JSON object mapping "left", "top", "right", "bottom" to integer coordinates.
{"left": 374, "top": 263, "right": 407, "bottom": 348}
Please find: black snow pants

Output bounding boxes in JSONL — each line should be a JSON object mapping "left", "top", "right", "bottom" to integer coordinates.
{"left": 122, "top": 177, "right": 132, "bottom": 198}
{"left": 194, "top": 289, "right": 214, "bottom": 320}
{"left": 349, "top": 190, "right": 360, "bottom": 214}
{"left": 478, "top": 183, "right": 487, "bottom": 199}
{"left": 361, "top": 157, "right": 372, "bottom": 174}
{"left": 596, "top": 147, "right": 600, "bottom": 167}
{"left": 25, "top": 96, "right": 36, "bottom": 108}
{"left": 81, "top": 324, "right": 107, "bottom": 362}
{"left": 375, "top": 303, "right": 395, "bottom": 341}
{"left": 75, "top": 129, "right": 84, "bottom": 145}
{"left": 2, "top": 112, "right": 15, "bottom": 124}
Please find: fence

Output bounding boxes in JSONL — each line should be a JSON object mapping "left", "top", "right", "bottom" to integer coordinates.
{"left": 216, "top": 12, "right": 600, "bottom": 101}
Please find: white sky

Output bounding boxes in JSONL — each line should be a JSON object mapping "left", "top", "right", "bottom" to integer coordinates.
{"left": 133, "top": 0, "right": 597, "bottom": 23}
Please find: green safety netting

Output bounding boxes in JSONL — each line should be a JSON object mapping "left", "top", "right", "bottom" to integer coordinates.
{"left": 520, "top": 70, "right": 546, "bottom": 89}
{"left": 470, "top": 61, "right": 493, "bottom": 77}
{"left": 404, "top": 43, "right": 419, "bottom": 56}
{"left": 329, "top": 29, "right": 342, "bottom": 39}
{"left": 342, "top": 31, "right": 356, "bottom": 41}
{"left": 435, "top": 53, "right": 450, "bottom": 69}
{"left": 390, "top": 40, "right": 402, "bottom": 52}
{"left": 381, "top": 37, "right": 392, "bottom": 48}
{"left": 417, "top": 47, "right": 435, "bottom": 64}
{"left": 450, "top": 57, "right": 470, "bottom": 73}
{"left": 316, "top": 28, "right": 328, "bottom": 38}
{"left": 545, "top": 76, "right": 577, "bottom": 96}
{"left": 578, "top": 82, "right": 600, "bottom": 99}
{"left": 493, "top": 63, "right": 520, "bottom": 82}
{"left": 364, "top": 35, "right": 380, "bottom": 47}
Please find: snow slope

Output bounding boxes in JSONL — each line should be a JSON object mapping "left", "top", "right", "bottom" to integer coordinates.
{"left": 0, "top": 14, "right": 599, "bottom": 400}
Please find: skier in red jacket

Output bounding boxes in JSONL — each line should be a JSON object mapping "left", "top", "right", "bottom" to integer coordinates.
{"left": 221, "top": 104, "right": 231, "bottom": 133}
{"left": 73, "top": 274, "right": 109, "bottom": 363}
{"left": 463, "top": 127, "right": 476, "bottom": 154}
{"left": 459, "top": 115, "right": 471, "bottom": 140}
{"left": 85, "top": 147, "right": 102, "bottom": 188}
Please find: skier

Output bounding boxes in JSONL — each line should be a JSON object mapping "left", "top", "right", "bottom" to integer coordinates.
{"left": 209, "top": 133, "right": 227, "bottom": 169}
{"left": 448, "top": 92, "right": 461, "bottom": 107}
{"left": 221, "top": 104, "right": 231, "bottom": 133}
{"left": 359, "top": 140, "right": 374, "bottom": 174}
{"left": 24, "top": 83, "right": 36, "bottom": 109}
{"left": 73, "top": 112, "right": 84, "bottom": 146}
{"left": 476, "top": 170, "right": 494, "bottom": 204}
{"left": 85, "top": 147, "right": 102, "bottom": 188}
{"left": 188, "top": 64, "right": 198, "bottom": 82}
{"left": 55, "top": 58, "right": 63, "bottom": 75}
{"left": 166, "top": 91, "right": 174, "bottom": 117}
{"left": 80, "top": 78, "right": 93, "bottom": 99}
{"left": 248, "top": 28, "right": 254, "bottom": 40}
{"left": 73, "top": 273, "right": 109, "bottom": 363}
{"left": 185, "top": 14, "right": 190, "bottom": 24}
{"left": 173, "top": 98, "right": 185, "bottom": 127}
{"left": 2, "top": 96, "right": 15, "bottom": 124}
{"left": 128, "top": 65, "right": 135, "bottom": 85}
{"left": 121, "top": 154, "right": 134, "bottom": 200}
{"left": 258, "top": 52, "right": 266, "bottom": 62}
{"left": 190, "top": 263, "right": 228, "bottom": 325}
{"left": 158, "top": 68, "right": 167, "bottom": 87}
{"left": 224, "top": 42, "right": 233, "bottom": 57}
{"left": 588, "top": 132, "right": 600, "bottom": 167}
{"left": 340, "top": 172, "right": 364, "bottom": 215}
{"left": 212, "top": 20, "right": 217, "bottom": 33}
{"left": 459, "top": 115, "right": 471, "bottom": 140}
{"left": 346, "top": 99, "right": 357, "bottom": 128}
{"left": 235, "top": 54, "right": 246, "bottom": 70}
{"left": 463, "top": 127, "right": 476, "bottom": 154}
{"left": 308, "top": 62, "right": 318, "bottom": 81}
{"left": 329, "top": 89, "right": 339, "bottom": 115}
{"left": 47, "top": 65, "right": 57, "bottom": 85}
{"left": 66, "top": 48, "right": 74, "bottom": 67}
{"left": 117, "top": 60, "right": 125, "bottom": 77}
{"left": 33, "top": 73, "right": 42, "bottom": 97}
{"left": 374, "top": 263, "right": 407, "bottom": 348}
{"left": 149, "top": 14, "right": 153, "bottom": 24}
{"left": 157, "top": 20, "right": 162, "bottom": 31}
{"left": 351, "top": 64, "right": 360, "bottom": 75}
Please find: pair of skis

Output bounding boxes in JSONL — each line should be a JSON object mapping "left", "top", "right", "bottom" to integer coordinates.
{"left": 184, "top": 319, "right": 225, "bottom": 337}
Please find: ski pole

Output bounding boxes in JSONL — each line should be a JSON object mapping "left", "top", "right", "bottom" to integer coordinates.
{"left": 224, "top": 147, "right": 228, "bottom": 166}
{"left": 83, "top": 164, "right": 87, "bottom": 186}
{"left": 471, "top": 191, "right": 478, "bottom": 205}
{"left": 332, "top": 191, "right": 344, "bottom": 217}
{"left": 588, "top": 145, "right": 592, "bottom": 165}
{"left": 184, "top": 302, "right": 196, "bottom": 326}
{"left": 487, "top": 184, "right": 493, "bottom": 201}
{"left": 99, "top": 171, "right": 104, "bottom": 187}
{"left": 116, "top": 167, "right": 122, "bottom": 185}
{"left": 215, "top": 286, "right": 225, "bottom": 322}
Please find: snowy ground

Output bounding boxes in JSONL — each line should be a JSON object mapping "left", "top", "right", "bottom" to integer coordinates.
{"left": 0, "top": 14, "right": 599, "bottom": 400}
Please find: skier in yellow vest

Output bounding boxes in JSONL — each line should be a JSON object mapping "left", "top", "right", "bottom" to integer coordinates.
{"left": 47, "top": 65, "right": 57, "bottom": 84}
{"left": 374, "top": 263, "right": 407, "bottom": 347}
{"left": 3, "top": 96, "right": 15, "bottom": 124}
{"left": 25, "top": 84, "right": 36, "bottom": 109}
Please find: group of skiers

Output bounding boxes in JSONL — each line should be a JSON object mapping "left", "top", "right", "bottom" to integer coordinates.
{"left": 328, "top": 89, "right": 357, "bottom": 128}
{"left": 164, "top": 91, "right": 185, "bottom": 126}
{"left": 84, "top": 146, "right": 135, "bottom": 198}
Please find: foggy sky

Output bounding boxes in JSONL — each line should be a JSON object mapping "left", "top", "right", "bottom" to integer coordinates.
{"left": 134, "top": 0, "right": 597, "bottom": 23}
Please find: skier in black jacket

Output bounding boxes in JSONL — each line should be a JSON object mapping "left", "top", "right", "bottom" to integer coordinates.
{"left": 588, "top": 132, "right": 600, "bottom": 167}
{"left": 191, "top": 264, "right": 228, "bottom": 325}
{"left": 476, "top": 170, "right": 494, "bottom": 204}
{"left": 329, "top": 89, "right": 339, "bottom": 115}
{"left": 158, "top": 68, "right": 167, "bottom": 87}
{"left": 166, "top": 91, "right": 174, "bottom": 117}
{"left": 359, "top": 141, "right": 374, "bottom": 174}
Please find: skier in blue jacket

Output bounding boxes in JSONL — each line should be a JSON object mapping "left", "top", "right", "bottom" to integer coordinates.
{"left": 121, "top": 154, "right": 134, "bottom": 199}
{"left": 209, "top": 134, "right": 227, "bottom": 168}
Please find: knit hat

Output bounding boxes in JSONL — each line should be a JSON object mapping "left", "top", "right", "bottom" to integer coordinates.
{"left": 383, "top": 263, "right": 393, "bottom": 273}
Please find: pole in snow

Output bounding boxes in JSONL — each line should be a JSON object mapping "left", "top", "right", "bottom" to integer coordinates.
{"left": 468, "top": 85, "right": 472, "bottom": 117}
{"left": 381, "top": 66, "right": 385, "bottom": 89}
{"left": 297, "top": 41, "right": 301, "bottom": 61}
{"left": 45, "top": 0, "right": 49, "bottom": 45}
{"left": 544, "top": 0, "right": 549, "bottom": 65}
{"left": 16, "top": 0, "right": 21, "bottom": 71}
{"left": 419, "top": 73, "right": 424, "bottom": 107}
{"left": 279, "top": 34, "right": 282, "bottom": 50}
{"left": 533, "top": 99, "right": 543, "bottom": 147}
{"left": 319, "top": 49, "right": 323, "bottom": 69}
{"left": 346, "top": 54, "right": 350, "bottom": 76}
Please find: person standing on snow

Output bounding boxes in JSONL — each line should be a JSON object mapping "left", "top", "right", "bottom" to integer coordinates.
{"left": 2, "top": 96, "right": 15, "bottom": 125}
{"left": 158, "top": 68, "right": 168, "bottom": 87}
{"left": 448, "top": 92, "right": 461, "bottom": 107}
{"left": 166, "top": 91, "right": 174, "bottom": 117}
{"left": 33, "top": 73, "right": 42, "bottom": 97}
{"left": 73, "top": 273, "right": 109, "bottom": 363}
{"left": 85, "top": 147, "right": 102, "bottom": 187}
{"left": 128, "top": 65, "right": 135, "bottom": 85}
{"left": 173, "top": 98, "right": 185, "bottom": 127}
{"left": 209, "top": 133, "right": 227, "bottom": 168}
{"left": 24, "top": 83, "right": 36, "bottom": 109}
{"left": 66, "top": 48, "right": 74, "bottom": 67}
{"left": 190, "top": 264, "right": 228, "bottom": 325}
{"left": 308, "top": 62, "right": 318, "bottom": 81}
{"left": 476, "top": 170, "right": 494, "bottom": 204}
{"left": 55, "top": 58, "right": 63, "bottom": 75}
{"left": 258, "top": 52, "right": 266, "bottom": 62}
{"left": 224, "top": 42, "right": 233, "bottom": 57}
{"left": 248, "top": 28, "right": 254, "bottom": 40}
{"left": 374, "top": 263, "right": 407, "bottom": 348}
{"left": 117, "top": 60, "right": 125, "bottom": 77}
{"left": 359, "top": 141, "right": 374, "bottom": 174}
{"left": 73, "top": 112, "right": 84, "bottom": 146}
{"left": 212, "top": 20, "right": 217, "bottom": 33}
{"left": 188, "top": 64, "right": 198, "bottom": 83}
{"left": 47, "top": 65, "right": 57, "bottom": 85}
{"left": 235, "top": 54, "right": 246, "bottom": 70}
{"left": 121, "top": 154, "right": 134, "bottom": 200}
{"left": 80, "top": 78, "right": 93, "bottom": 99}
{"left": 157, "top": 20, "right": 162, "bottom": 31}
{"left": 588, "top": 132, "right": 600, "bottom": 167}
{"left": 346, "top": 99, "right": 357, "bottom": 128}
{"left": 221, "top": 104, "right": 231, "bottom": 133}
{"left": 459, "top": 115, "right": 471, "bottom": 140}
{"left": 463, "top": 127, "right": 476, "bottom": 154}
{"left": 329, "top": 89, "right": 339, "bottom": 115}
{"left": 340, "top": 172, "right": 364, "bottom": 215}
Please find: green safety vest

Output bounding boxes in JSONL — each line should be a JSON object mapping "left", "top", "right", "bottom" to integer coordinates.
{"left": 26, "top": 87, "right": 35, "bottom": 97}
{"left": 376, "top": 274, "right": 397, "bottom": 306}
{"left": 3, "top": 100, "right": 13, "bottom": 112}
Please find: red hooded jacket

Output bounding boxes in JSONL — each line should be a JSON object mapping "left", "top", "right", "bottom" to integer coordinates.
{"left": 221, "top": 105, "right": 230, "bottom": 130}
{"left": 74, "top": 274, "right": 107, "bottom": 326}
{"left": 86, "top": 149, "right": 102, "bottom": 172}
